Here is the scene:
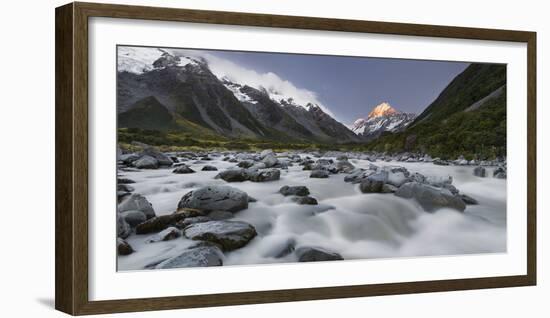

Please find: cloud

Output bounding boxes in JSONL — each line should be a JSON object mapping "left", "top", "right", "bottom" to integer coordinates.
{"left": 167, "top": 48, "right": 336, "bottom": 118}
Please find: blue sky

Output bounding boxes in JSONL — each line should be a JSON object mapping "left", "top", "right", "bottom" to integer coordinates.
{"left": 204, "top": 49, "right": 469, "bottom": 124}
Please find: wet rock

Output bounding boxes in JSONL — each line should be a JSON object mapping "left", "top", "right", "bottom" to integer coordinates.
{"left": 261, "top": 154, "right": 278, "bottom": 168}
{"left": 460, "top": 194, "right": 479, "bottom": 205}
{"left": 279, "top": 185, "right": 310, "bottom": 197}
{"left": 248, "top": 168, "right": 281, "bottom": 182}
{"left": 237, "top": 160, "right": 255, "bottom": 168}
{"left": 173, "top": 165, "right": 195, "bottom": 174}
{"left": 145, "top": 227, "right": 181, "bottom": 243}
{"left": 184, "top": 220, "right": 257, "bottom": 251}
{"left": 176, "top": 216, "right": 212, "bottom": 229}
{"left": 291, "top": 196, "right": 318, "bottom": 205}
{"left": 215, "top": 169, "right": 249, "bottom": 182}
{"left": 207, "top": 210, "right": 234, "bottom": 221}
{"left": 120, "top": 210, "right": 147, "bottom": 227}
{"left": 117, "top": 214, "right": 131, "bottom": 239}
{"left": 177, "top": 185, "right": 249, "bottom": 213}
{"left": 381, "top": 184, "right": 398, "bottom": 193}
{"left": 119, "top": 153, "right": 140, "bottom": 165}
{"left": 359, "top": 178, "right": 385, "bottom": 193}
{"left": 117, "top": 178, "right": 135, "bottom": 184}
{"left": 155, "top": 245, "right": 224, "bottom": 269}
{"left": 200, "top": 165, "right": 217, "bottom": 171}
{"left": 386, "top": 171, "right": 408, "bottom": 187}
{"left": 118, "top": 194, "right": 155, "bottom": 219}
{"left": 133, "top": 155, "right": 159, "bottom": 169}
{"left": 433, "top": 158, "right": 449, "bottom": 166}
{"left": 344, "top": 169, "right": 370, "bottom": 184}
{"left": 265, "top": 238, "right": 296, "bottom": 258}
{"left": 493, "top": 167, "right": 507, "bottom": 179}
{"left": 117, "top": 238, "right": 133, "bottom": 255}
{"left": 335, "top": 160, "right": 355, "bottom": 173}
{"left": 395, "top": 182, "right": 466, "bottom": 212}
{"left": 117, "top": 184, "right": 135, "bottom": 193}
{"left": 135, "top": 213, "right": 187, "bottom": 234}
{"left": 473, "top": 166, "right": 487, "bottom": 177}
{"left": 296, "top": 247, "right": 343, "bottom": 262}
{"left": 140, "top": 147, "right": 173, "bottom": 166}
{"left": 310, "top": 170, "right": 329, "bottom": 178}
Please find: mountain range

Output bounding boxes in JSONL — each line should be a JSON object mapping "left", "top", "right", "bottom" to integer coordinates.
{"left": 117, "top": 47, "right": 506, "bottom": 158}
{"left": 117, "top": 48, "right": 359, "bottom": 144}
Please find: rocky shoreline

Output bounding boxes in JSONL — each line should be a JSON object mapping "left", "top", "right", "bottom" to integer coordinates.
{"left": 117, "top": 144, "right": 507, "bottom": 270}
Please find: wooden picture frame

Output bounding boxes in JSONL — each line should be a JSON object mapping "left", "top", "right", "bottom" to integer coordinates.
{"left": 55, "top": 2, "right": 537, "bottom": 315}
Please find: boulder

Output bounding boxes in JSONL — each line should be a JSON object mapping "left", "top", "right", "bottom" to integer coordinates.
{"left": 395, "top": 182, "right": 466, "bottom": 212}
{"left": 120, "top": 210, "right": 147, "bottom": 227}
{"left": 260, "top": 149, "right": 275, "bottom": 158}
{"left": 381, "top": 184, "right": 398, "bottom": 193}
{"left": 155, "top": 245, "right": 224, "bottom": 269}
{"left": 310, "top": 170, "right": 329, "bottom": 178}
{"left": 279, "top": 185, "right": 310, "bottom": 197}
{"left": 295, "top": 247, "right": 343, "bottom": 262}
{"left": 215, "top": 169, "right": 249, "bottom": 182}
{"left": 177, "top": 185, "right": 249, "bottom": 213}
{"left": 119, "top": 153, "right": 140, "bottom": 165}
{"left": 237, "top": 160, "right": 255, "bottom": 168}
{"left": 117, "top": 184, "right": 134, "bottom": 193}
{"left": 117, "top": 238, "right": 133, "bottom": 255}
{"left": 359, "top": 179, "right": 384, "bottom": 193}
{"left": 207, "top": 210, "right": 234, "bottom": 221}
{"left": 184, "top": 220, "right": 257, "bottom": 251}
{"left": 117, "top": 214, "right": 131, "bottom": 239}
{"left": 176, "top": 216, "right": 212, "bottom": 229}
{"left": 145, "top": 227, "right": 181, "bottom": 243}
{"left": 135, "top": 213, "right": 187, "bottom": 234}
{"left": 248, "top": 168, "right": 281, "bottom": 182}
{"left": 140, "top": 147, "right": 173, "bottom": 166}
{"left": 335, "top": 160, "right": 355, "bottom": 173}
{"left": 493, "top": 167, "right": 507, "bottom": 179}
{"left": 117, "top": 178, "right": 135, "bottom": 184}
{"left": 172, "top": 165, "right": 195, "bottom": 174}
{"left": 473, "top": 166, "right": 487, "bottom": 177}
{"left": 344, "top": 169, "right": 370, "bottom": 184}
{"left": 261, "top": 154, "right": 278, "bottom": 168}
{"left": 291, "top": 196, "right": 318, "bottom": 205}
{"left": 433, "top": 159, "right": 449, "bottom": 166}
{"left": 201, "top": 165, "right": 218, "bottom": 171}
{"left": 133, "top": 155, "right": 159, "bottom": 169}
{"left": 118, "top": 194, "right": 155, "bottom": 219}
{"left": 386, "top": 171, "right": 407, "bottom": 187}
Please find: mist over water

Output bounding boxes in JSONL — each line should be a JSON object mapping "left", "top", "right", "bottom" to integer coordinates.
{"left": 118, "top": 156, "right": 506, "bottom": 271}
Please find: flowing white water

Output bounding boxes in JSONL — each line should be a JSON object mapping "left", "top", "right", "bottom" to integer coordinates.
{"left": 117, "top": 156, "right": 506, "bottom": 270}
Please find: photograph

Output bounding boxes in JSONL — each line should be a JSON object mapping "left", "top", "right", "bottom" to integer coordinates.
{"left": 115, "top": 45, "right": 507, "bottom": 271}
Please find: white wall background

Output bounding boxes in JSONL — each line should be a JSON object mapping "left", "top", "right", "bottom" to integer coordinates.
{"left": 0, "top": 0, "right": 547, "bottom": 317}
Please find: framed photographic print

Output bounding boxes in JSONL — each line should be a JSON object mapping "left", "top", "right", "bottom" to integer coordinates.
{"left": 55, "top": 2, "right": 537, "bottom": 315}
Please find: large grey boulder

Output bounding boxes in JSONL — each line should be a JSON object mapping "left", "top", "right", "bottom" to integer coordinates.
{"left": 261, "top": 154, "right": 278, "bottom": 168}
{"left": 184, "top": 220, "right": 257, "bottom": 251}
{"left": 201, "top": 165, "right": 218, "bottom": 171}
{"left": 117, "top": 214, "right": 131, "bottom": 239}
{"left": 310, "top": 170, "right": 329, "bottom": 178}
{"left": 172, "top": 165, "right": 195, "bottom": 174}
{"left": 335, "top": 160, "right": 355, "bottom": 173}
{"left": 140, "top": 147, "right": 173, "bottom": 166}
{"left": 248, "top": 168, "right": 280, "bottom": 182}
{"left": 133, "top": 155, "right": 159, "bottom": 169}
{"left": 120, "top": 210, "right": 147, "bottom": 227}
{"left": 296, "top": 247, "right": 343, "bottom": 262}
{"left": 177, "top": 186, "right": 249, "bottom": 213}
{"left": 279, "top": 185, "right": 310, "bottom": 197}
{"left": 155, "top": 245, "right": 224, "bottom": 269}
{"left": 359, "top": 178, "right": 385, "bottom": 193}
{"left": 118, "top": 194, "right": 155, "bottom": 219}
{"left": 395, "top": 182, "right": 466, "bottom": 212}
{"left": 215, "top": 169, "right": 249, "bottom": 182}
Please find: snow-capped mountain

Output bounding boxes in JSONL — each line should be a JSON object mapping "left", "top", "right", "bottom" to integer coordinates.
{"left": 350, "top": 102, "right": 416, "bottom": 140}
{"left": 117, "top": 47, "right": 359, "bottom": 143}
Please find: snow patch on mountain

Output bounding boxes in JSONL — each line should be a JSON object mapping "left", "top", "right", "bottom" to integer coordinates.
{"left": 350, "top": 102, "right": 416, "bottom": 139}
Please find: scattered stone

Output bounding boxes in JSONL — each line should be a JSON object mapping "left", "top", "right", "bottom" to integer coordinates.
{"left": 173, "top": 164, "right": 195, "bottom": 174}
{"left": 117, "top": 238, "right": 133, "bottom": 255}
{"left": 291, "top": 196, "right": 318, "bottom": 205}
{"left": 155, "top": 245, "right": 224, "bottom": 269}
{"left": 279, "top": 185, "right": 310, "bottom": 197}
{"left": 145, "top": 227, "right": 181, "bottom": 243}
{"left": 135, "top": 213, "right": 187, "bottom": 234}
{"left": 295, "top": 247, "right": 343, "bottom": 262}
{"left": 207, "top": 210, "right": 234, "bottom": 221}
{"left": 248, "top": 168, "right": 281, "bottom": 182}
{"left": 184, "top": 220, "right": 257, "bottom": 251}
{"left": 140, "top": 147, "right": 173, "bottom": 166}
{"left": 177, "top": 185, "right": 249, "bottom": 213}
{"left": 117, "top": 214, "right": 131, "bottom": 239}
{"left": 359, "top": 178, "right": 385, "bottom": 193}
{"left": 395, "top": 182, "right": 466, "bottom": 212}
{"left": 133, "top": 155, "right": 159, "bottom": 169}
{"left": 215, "top": 169, "right": 249, "bottom": 182}
{"left": 120, "top": 210, "right": 147, "bottom": 227}
{"left": 460, "top": 194, "right": 479, "bottom": 205}
{"left": 237, "top": 160, "right": 255, "bottom": 168}
{"left": 118, "top": 194, "right": 156, "bottom": 219}
{"left": 335, "top": 160, "right": 355, "bottom": 173}
{"left": 117, "top": 184, "right": 135, "bottom": 193}
{"left": 176, "top": 216, "right": 212, "bottom": 229}
{"left": 117, "top": 178, "right": 135, "bottom": 184}
{"left": 381, "top": 184, "right": 398, "bottom": 193}
{"left": 310, "top": 170, "right": 329, "bottom": 178}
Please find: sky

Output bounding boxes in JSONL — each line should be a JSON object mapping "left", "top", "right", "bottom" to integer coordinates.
{"left": 201, "top": 49, "right": 470, "bottom": 124}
